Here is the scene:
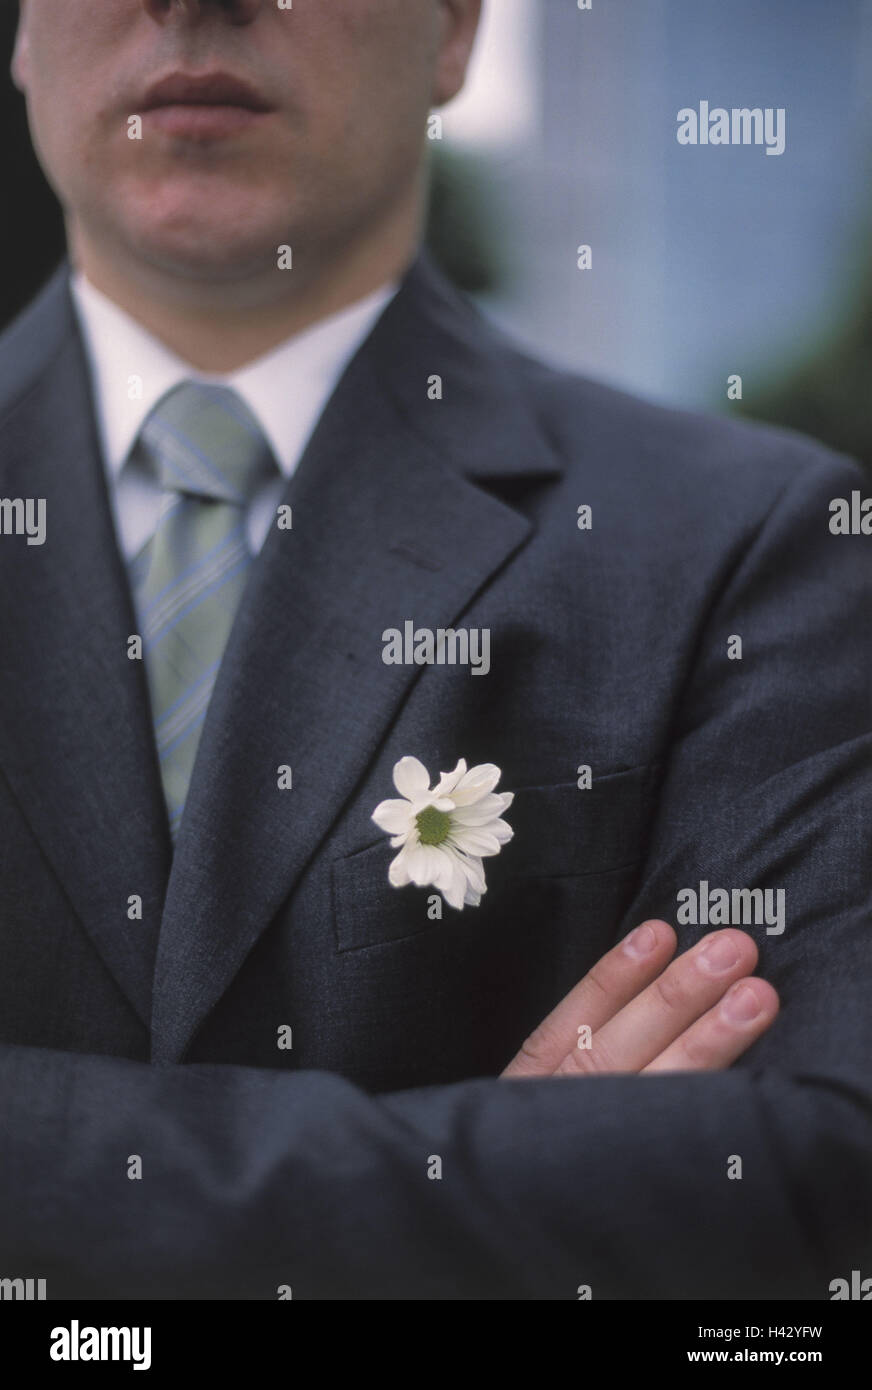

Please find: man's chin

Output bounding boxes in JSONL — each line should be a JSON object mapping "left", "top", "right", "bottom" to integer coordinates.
{"left": 119, "top": 222, "right": 290, "bottom": 291}
{"left": 102, "top": 181, "right": 292, "bottom": 285}
{"left": 143, "top": 243, "right": 279, "bottom": 286}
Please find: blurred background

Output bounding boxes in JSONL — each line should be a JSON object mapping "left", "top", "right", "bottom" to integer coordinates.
{"left": 3, "top": 0, "right": 872, "bottom": 466}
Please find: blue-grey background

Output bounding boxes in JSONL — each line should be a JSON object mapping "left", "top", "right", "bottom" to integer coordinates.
{"left": 445, "top": 0, "right": 872, "bottom": 411}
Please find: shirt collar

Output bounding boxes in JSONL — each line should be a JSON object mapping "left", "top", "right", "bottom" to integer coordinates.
{"left": 70, "top": 270, "right": 399, "bottom": 479}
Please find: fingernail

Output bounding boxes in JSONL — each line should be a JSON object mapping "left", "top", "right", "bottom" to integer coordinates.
{"left": 699, "top": 933, "right": 740, "bottom": 975}
{"left": 721, "top": 983, "right": 762, "bottom": 1024}
{"left": 622, "top": 923, "right": 658, "bottom": 959}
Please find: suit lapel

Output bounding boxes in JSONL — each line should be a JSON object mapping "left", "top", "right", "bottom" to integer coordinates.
{"left": 150, "top": 252, "right": 563, "bottom": 1062}
{"left": 0, "top": 272, "right": 172, "bottom": 1029}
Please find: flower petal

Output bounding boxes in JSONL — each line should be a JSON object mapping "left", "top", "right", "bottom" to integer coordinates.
{"left": 489, "top": 818, "right": 514, "bottom": 844}
{"left": 440, "top": 859, "right": 468, "bottom": 910}
{"left": 404, "top": 843, "right": 448, "bottom": 887}
{"left": 438, "top": 853, "right": 463, "bottom": 896}
{"left": 371, "top": 798, "right": 414, "bottom": 835}
{"left": 432, "top": 758, "right": 467, "bottom": 798}
{"left": 451, "top": 827, "right": 503, "bottom": 857}
{"left": 453, "top": 849, "right": 486, "bottom": 896}
{"left": 388, "top": 848, "right": 412, "bottom": 887}
{"left": 450, "top": 762, "right": 502, "bottom": 805}
{"left": 449, "top": 794, "right": 513, "bottom": 826}
{"left": 392, "top": 756, "right": 431, "bottom": 801}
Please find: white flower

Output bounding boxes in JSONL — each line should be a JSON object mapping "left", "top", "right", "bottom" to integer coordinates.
{"left": 371, "top": 756, "right": 514, "bottom": 910}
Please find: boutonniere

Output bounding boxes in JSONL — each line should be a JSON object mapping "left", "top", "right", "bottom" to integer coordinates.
{"left": 371, "top": 757, "right": 514, "bottom": 910}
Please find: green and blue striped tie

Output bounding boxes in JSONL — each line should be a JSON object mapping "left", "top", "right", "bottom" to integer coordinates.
{"left": 130, "top": 382, "right": 276, "bottom": 840}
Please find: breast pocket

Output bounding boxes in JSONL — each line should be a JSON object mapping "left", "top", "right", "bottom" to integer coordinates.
{"left": 331, "top": 761, "right": 660, "bottom": 954}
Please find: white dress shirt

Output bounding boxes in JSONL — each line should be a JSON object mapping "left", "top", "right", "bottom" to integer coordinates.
{"left": 70, "top": 271, "right": 399, "bottom": 560}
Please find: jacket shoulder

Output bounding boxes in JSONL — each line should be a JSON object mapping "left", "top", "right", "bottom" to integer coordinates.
{"left": 0, "top": 266, "right": 74, "bottom": 417}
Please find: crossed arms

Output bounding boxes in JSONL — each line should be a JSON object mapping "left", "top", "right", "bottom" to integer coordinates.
{"left": 1, "top": 447, "right": 870, "bottom": 1299}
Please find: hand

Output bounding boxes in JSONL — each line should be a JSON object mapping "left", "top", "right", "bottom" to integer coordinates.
{"left": 501, "top": 921, "right": 778, "bottom": 1078}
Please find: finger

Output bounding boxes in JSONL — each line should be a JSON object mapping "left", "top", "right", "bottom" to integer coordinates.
{"left": 642, "top": 976, "right": 779, "bottom": 1073}
{"left": 556, "top": 928, "right": 759, "bottom": 1076}
{"left": 501, "top": 920, "right": 677, "bottom": 1077}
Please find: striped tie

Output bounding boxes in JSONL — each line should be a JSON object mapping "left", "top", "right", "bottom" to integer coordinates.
{"left": 130, "top": 382, "right": 276, "bottom": 840}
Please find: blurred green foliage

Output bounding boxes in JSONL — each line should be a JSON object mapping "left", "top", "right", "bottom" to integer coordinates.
{"left": 737, "top": 261, "right": 872, "bottom": 474}
{"left": 424, "top": 144, "right": 508, "bottom": 297}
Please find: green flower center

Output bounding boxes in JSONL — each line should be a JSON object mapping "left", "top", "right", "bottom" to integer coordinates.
{"left": 416, "top": 804, "right": 452, "bottom": 846}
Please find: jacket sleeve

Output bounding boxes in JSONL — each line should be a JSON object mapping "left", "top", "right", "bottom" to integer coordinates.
{"left": 1, "top": 446, "right": 870, "bottom": 1300}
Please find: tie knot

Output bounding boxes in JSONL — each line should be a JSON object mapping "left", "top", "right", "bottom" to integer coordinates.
{"left": 139, "top": 381, "right": 276, "bottom": 504}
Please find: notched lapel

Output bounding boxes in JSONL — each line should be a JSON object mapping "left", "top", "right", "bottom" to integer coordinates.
{"left": 151, "top": 254, "right": 563, "bottom": 1063}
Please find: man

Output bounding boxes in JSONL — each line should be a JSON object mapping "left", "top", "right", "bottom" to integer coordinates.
{"left": 0, "top": 0, "right": 869, "bottom": 1300}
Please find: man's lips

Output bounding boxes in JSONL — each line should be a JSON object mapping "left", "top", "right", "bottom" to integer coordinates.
{"left": 141, "top": 71, "right": 274, "bottom": 140}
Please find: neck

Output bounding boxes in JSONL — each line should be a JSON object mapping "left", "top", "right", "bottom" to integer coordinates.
{"left": 68, "top": 198, "right": 422, "bottom": 373}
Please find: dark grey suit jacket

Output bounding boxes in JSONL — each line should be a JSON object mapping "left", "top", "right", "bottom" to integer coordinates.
{"left": 0, "top": 253, "right": 870, "bottom": 1298}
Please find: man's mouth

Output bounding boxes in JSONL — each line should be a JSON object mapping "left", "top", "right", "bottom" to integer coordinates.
{"left": 141, "top": 71, "right": 275, "bottom": 140}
